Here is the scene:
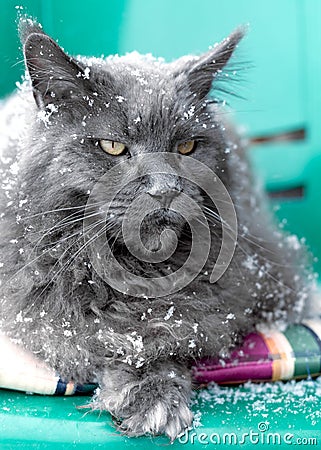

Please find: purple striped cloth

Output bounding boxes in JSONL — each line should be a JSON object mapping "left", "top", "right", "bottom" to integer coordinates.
{"left": 2, "top": 318, "right": 321, "bottom": 395}
{"left": 193, "top": 319, "right": 321, "bottom": 384}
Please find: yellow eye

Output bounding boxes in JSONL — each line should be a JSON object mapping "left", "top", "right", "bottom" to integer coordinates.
{"left": 99, "top": 139, "right": 126, "bottom": 156}
{"left": 177, "top": 140, "right": 196, "bottom": 155}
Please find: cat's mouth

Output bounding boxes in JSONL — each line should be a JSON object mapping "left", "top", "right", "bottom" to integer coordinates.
{"left": 105, "top": 208, "right": 187, "bottom": 254}
{"left": 140, "top": 209, "right": 186, "bottom": 252}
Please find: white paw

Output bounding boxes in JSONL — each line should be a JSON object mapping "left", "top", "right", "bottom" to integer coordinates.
{"left": 119, "top": 399, "right": 193, "bottom": 441}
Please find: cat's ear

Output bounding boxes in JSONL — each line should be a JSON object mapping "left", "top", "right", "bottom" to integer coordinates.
{"left": 19, "top": 18, "right": 87, "bottom": 108}
{"left": 182, "top": 28, "right": 245, "bottom": 100}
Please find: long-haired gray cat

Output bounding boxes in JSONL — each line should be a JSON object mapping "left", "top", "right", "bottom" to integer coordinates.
{"left": 0, "top": 17, "right": 312, "bottom": 440}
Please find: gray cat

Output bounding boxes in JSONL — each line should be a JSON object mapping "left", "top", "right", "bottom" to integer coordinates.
{"left": 0, "top": 18, "right": 312, "bottom": 440}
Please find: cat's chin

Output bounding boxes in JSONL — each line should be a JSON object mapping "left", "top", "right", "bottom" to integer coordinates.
{"left": 140, "top": 214, "right": 186, "bottom": 255}
{"left": 143, "top": 230, "right": 178, "bottom": 253}
{"left": 124, "top": 225, "right": 183, "bottom": 256}
{"left": 106, "top": 216, "right": 186, "bottom": 261}
{"left": 144, "top": 234, "right": 162, "bottom": 252}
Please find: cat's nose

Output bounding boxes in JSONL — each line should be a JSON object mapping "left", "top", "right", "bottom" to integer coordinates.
{"left": 147, "top": 189, "right": 180, "bottom": 208}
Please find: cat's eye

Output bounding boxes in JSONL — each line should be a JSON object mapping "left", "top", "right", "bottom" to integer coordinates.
{"left": 99, "top": 139, "right": 126, "bottom": 156}
{"left": 177, "top": 140, "right": 196, "bottom": 155}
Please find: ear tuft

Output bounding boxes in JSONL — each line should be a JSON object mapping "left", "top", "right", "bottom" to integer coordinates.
{"left": 20, "top": 18, "right": 86, "bottom": 109}
{"left": 185, "top": 27, "right": 246, "bottom": 100}
{"left": 18, "top": 16, "right": 44, "bottom": 46}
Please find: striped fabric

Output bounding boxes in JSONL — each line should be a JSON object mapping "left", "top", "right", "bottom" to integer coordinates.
{"left": 2, "top": 319, "right": 321, "bottom": 395}
{"left": 0, "top": 334, "right": 98, "bottom": 396}
{"left": 54, "top": 380, "right": 98, "bottom": 396}
{"left": 193, "top": 319, "right": 321, "bottom": 385}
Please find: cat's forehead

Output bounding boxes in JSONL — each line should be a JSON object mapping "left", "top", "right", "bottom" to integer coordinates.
{"left": 74, "top": 52, "right": 208, "bottom": 142}
{"left": 105, "top": 51, "right": 168, "bottom": 69}
{"left": 102, "top": 52, "right": 177, "bottom": 96}
{"left": 82, "top": 51, "right": 192, "bottom": 105}
{"left": 82, "top": 52, "right": 172, "bottom": 83}
{"left": 84, "top": 54, "right": 190, "bottom": 128}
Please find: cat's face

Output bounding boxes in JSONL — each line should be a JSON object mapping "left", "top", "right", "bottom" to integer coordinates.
{"left": 20, "top": 19, "right": 242, "bottom": 254}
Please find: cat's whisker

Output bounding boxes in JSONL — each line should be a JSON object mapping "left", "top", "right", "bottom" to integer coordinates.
{"left": 202, "top": 207, "right": 304, "bottom": 294}
{"left": 24, "top": 225, "right": 108, "bottom": 308}
{"left": 203, "top": 208, "right": 298, "bottom": 266}
{"left": 203, "top": 199, "right": 282, "bottom": 243}
{"left": 4, "top": 216, "right": 110, "bottom": 289}
{"left": 34, "top": 219, "right": 117, "bottom": 299}
{"left": 109, "top": 229, "right": 122, "bottom": 254}
{"left": 10, "top": 58, "right": 26, "bottom": 69}
{"left": 22, "top": 207, "right": 105, "bottom": 266}
{"left": 1, "top": 205, "right": 103, "bottom": 250}
{"left": 40, "top": 214, "right": 108, "bottom": 250}
{"left": 30, "top": 208, "right": 104, "bottom": 252}
{"left": 19, "top": 201, "right": 105, "bottom": 221}
{"left": 202, "top": 205, "right": 277, "bottom": 252}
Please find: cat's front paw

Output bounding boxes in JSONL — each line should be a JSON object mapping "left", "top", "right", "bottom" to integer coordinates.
{"left": 118, "top": 396, "right": 193, "bottom": 440}
{"left": 92, "top": 361, "right": 193, "bottom": 440}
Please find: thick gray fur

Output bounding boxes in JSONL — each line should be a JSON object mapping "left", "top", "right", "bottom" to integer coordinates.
{"left": 0, "top": 17, "right": 313, "bottom": 440}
